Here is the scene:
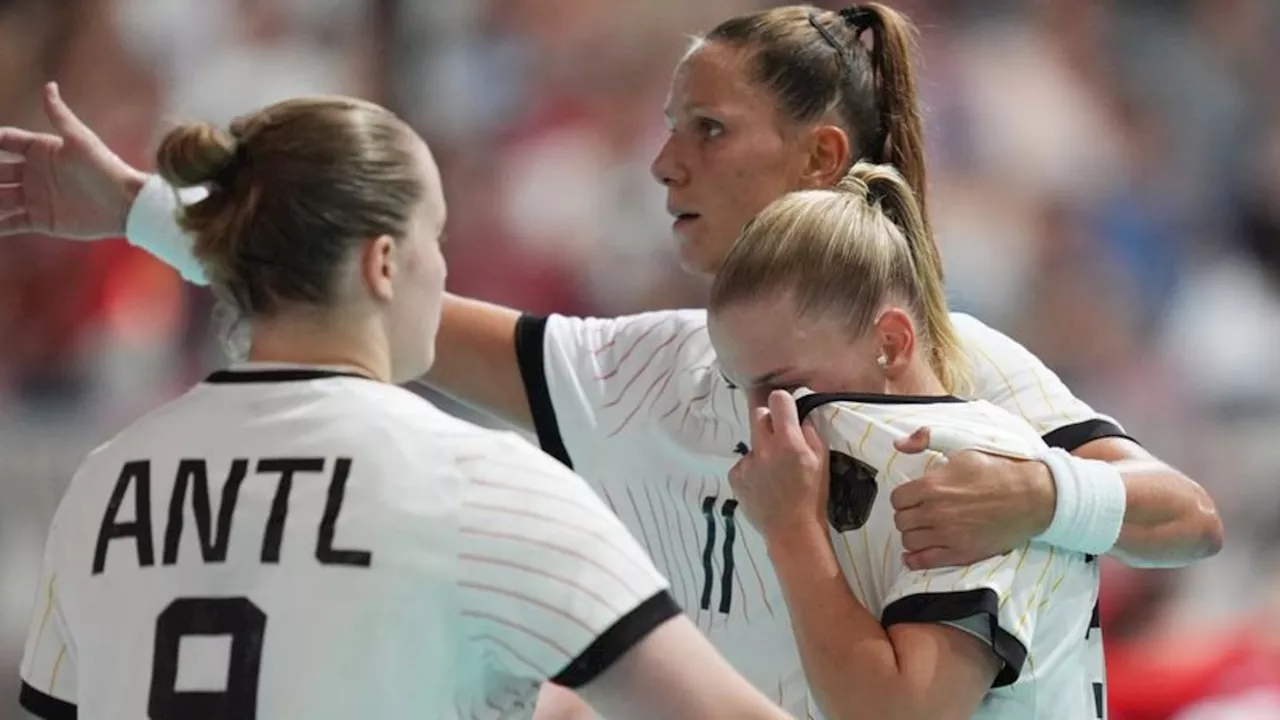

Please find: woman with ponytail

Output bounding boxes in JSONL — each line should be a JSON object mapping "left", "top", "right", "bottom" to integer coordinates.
{"left": 0, "top": 4, "right": 1221, "bottom": 718}
{"left": 710, "top": 162, "right": 1104, "bottom": 719}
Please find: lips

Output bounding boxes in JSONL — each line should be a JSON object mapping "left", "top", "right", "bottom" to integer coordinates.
{"left": 672, "top": 214, "right": 700, "bottom": 235}
{"left": 670, "top": 206, "right": 701, "bottom": 228}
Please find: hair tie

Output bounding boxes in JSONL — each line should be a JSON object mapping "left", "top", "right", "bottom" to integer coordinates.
{"left": 213, "top": 143, "right": 250, "bottom": 189}
{"left": 807, "top": 13, "right": 850, "bottom": 73}
{"left": 839, "top": 6, "right": 876, "bottom": 34}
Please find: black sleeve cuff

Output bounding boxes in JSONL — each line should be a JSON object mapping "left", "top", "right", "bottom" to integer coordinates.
{"left": 550, "top": 590, "right": 682, "bottom": 689}
{"left": 1041, "top": 418, "right": 1135, "bottom": 453}
{"left": 19, "top": 682, "right": 77, "bottom": 720}
{"left": 881, "top": 588, "right": 1028, "bottom": 688}
{"left": 514, "top": 314, "right": 573, "bottom": 469}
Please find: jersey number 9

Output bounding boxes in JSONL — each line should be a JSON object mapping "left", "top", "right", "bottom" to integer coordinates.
{"left": 148, "top": 597, "right": 266, "bottom": 719}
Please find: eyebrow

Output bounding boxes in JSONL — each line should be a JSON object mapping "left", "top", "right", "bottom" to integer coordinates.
{"left": 664, "top": 103, "right": 738, "bottom": 120}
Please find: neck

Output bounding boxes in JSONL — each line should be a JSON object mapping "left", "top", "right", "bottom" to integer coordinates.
{"left": 885, "top": 357, "right": 950, "bottom": 397}
{"left": 245, "top": 308, "right": 390, "bottom": 383}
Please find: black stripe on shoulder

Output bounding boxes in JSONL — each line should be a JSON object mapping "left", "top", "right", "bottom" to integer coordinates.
{"left": 1041, "top": 419, "right": 1135, "bottom": 453}
{"left": 551, "top": 591, "right": 681, "bottom": 689}
{"left": 205, "top": 368, "right": 370, "bottom": 384}
{"left": 20, "top": 682, "right": 77, "bottom": 720}
{"left": 881, "top": 588, "right": 1027, "bottom": 688}
{"left": 796, "top": 391, "right": 965, "bottom": 422}
{"left": 515, "top": 314, "right": 573, "bottom": 469}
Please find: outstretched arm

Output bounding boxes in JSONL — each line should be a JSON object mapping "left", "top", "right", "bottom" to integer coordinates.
{"left": 2, "top": 84, "right": 537, "bottom": 431}
{"left": 1063, "top": 436, "right": 1220, "bottom": 568}
{"left": 890, "top": 433, "right": 1221, "bottom": 569}
{"left": 0, "top": 83, "right": 147, "bottom": 241}
{"left": 890, "top": 316, "right": 1223, "bottom": 570}
{"left": 429, "top": 295, "right": 530, "bottom": 429}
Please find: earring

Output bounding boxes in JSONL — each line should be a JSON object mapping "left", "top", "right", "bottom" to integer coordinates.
{"left": 876, "top": 354, "right": 889, "bottom": 370}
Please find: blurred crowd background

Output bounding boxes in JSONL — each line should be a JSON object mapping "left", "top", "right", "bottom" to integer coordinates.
{"left": 3, "top": 0, "right": 1280, "bottom": 717}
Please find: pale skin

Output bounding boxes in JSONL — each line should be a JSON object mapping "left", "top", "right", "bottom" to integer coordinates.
{"left": 712, "top": 296, "right": 1002, "bottom": 719}
{"left": 4, "top": 92, "right": 796, "bottom": 720}
{"left": 0, "top": 34, "right": 1221, "bottom": 712}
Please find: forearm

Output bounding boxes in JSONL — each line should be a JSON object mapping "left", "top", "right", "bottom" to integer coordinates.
{"left": 767, "top": 525, "right": 947, "bottom": 720}
{"left": 1110, "top": 457, "right": 1223, "bottom": 568}
{"left": 423, "top": 294, "right": 532, "bottom": 430}
{"left": 1074, "top": 439, "right": 1223, "bottom": 568}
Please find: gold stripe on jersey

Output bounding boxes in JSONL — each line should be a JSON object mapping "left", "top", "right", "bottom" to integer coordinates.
{"left": 999, "top": 546, "right": 1033, "bottom": 610}
{"left": 967, "top": 342, "right": 1039, "bottom": 429}
{"left": 30, "top": 574, "right": 56, "bottom": 670}
{"left": 981, "top": 547, "right": 1020, "bottom": 584}
{"left": 1029, "top": 366, "right": 1060, "bottom": 419}
{"left": 1017, "top": 547, "right": 1057, "bottom": 636}
{"left": 50, "top": 644, "right": 66, "bottom": 690}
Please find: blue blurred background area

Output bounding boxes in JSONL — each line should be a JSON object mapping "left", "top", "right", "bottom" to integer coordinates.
{"left": 2, "top": 1, "right": 1280, "bottom": 717}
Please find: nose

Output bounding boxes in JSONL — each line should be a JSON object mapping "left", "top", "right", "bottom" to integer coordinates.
{"left": 650, "top": 134, "right": 686, "bottom": 188}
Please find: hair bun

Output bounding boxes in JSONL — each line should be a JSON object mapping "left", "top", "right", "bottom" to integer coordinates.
{"left": 155, "top": 121, "right": 239, "bottom": 189}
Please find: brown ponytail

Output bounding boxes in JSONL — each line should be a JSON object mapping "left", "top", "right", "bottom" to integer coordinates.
{"left": 847, "top": 4, "right": 929, "bottom": 233}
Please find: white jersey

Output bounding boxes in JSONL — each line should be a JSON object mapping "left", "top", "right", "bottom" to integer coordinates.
{"left": 796, "top": 392, "right": 1104, "bottom": 719}
{"left": 514, "top": 309, "right": 1125, "bottom": 717}
{"left": 19, "top": 365, "right": 675, "bottom": 720}
{"left": 124, "top": 178, "right": 1126, "bottom": 716}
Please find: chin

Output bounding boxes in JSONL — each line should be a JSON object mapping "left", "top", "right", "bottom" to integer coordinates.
{"left": 675, "top": 234, "right": 725, "bottom": 278}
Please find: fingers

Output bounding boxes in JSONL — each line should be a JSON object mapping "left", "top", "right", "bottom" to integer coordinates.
{"left": 900, "top": 527, "right": 941, "bottom": 554}
{"left": 902, "top": 547, "right": 961, "bottom": 571}
{"left": 889, "top": 477, "right": 927, "bottom": 511}
{"left": 893, "top": 505, "right": 930, "bottom": 533}
{"left": 0, "top": 127, "right": 40, "bottom": 156}
{"left": 0, "top": 210, "right": 32, "bottom": 236}
{"left": 893, "top": 426, "right": 931, "bottom": 454}
{"left": 767, "top": 389, "right": 805, "bottom": 446}
{"left": 800, "top": 421, "right": 827, "bottom": 457}
{"left": 0, "top": 184, "right": 23, "bottom": 213}
{"left": 44, "top": 82, "right": 93, "bottom": 142}
{"left": 0, "top": 162, "right": 21, "bottom": 184}
{"left": 749, "top": 405, "right": 771, "bottom": 447}
{"left": 727, "top": 456, "right": 746, "bottom": 487}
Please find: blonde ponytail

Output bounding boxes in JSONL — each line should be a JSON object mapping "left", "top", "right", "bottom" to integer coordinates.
{"left": 711, "top": 161, "right": 969, "bottom": 394}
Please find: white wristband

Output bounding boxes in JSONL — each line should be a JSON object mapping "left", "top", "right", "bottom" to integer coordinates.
{"left": 1033, "top": 447, "right": 1127, "bottom": 555}
{"left": 125, "top": 174, "right": 210, "bottom": 285}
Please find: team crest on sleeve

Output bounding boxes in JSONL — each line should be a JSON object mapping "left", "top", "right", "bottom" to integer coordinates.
{"left": 827, "top": 451, "right": 879, "bottom": 532}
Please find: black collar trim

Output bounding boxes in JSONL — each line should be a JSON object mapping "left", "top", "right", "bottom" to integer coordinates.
{"left": 204, "top": 368, "right": 372, "bottom": 384}
{"left": 796, "top": 392, "right": 965, "bottom": 421}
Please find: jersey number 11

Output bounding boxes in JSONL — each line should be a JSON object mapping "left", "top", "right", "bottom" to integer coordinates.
{"left": 700, "top": 496, "right": 739, "bottom": 614}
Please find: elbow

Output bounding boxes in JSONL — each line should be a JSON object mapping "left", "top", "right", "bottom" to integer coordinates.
{"left": 1197, "top": 504, "right": 1226, "bottom": 560}
{"left": 1184, "top": 479, "right": 1225, "bottom": 561}
{"left": 1115, "top": 485, "right": 1225, "bottom": 569}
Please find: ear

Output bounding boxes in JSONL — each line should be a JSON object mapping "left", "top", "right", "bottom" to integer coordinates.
{"left": 798, "top": 123, "right": 851, "bottom": 189}
{"left": 872, "top": 307, "right": 916, "bottom": 379}
{"left": 361, "top": 234, "right": 398, "bottom": 303}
